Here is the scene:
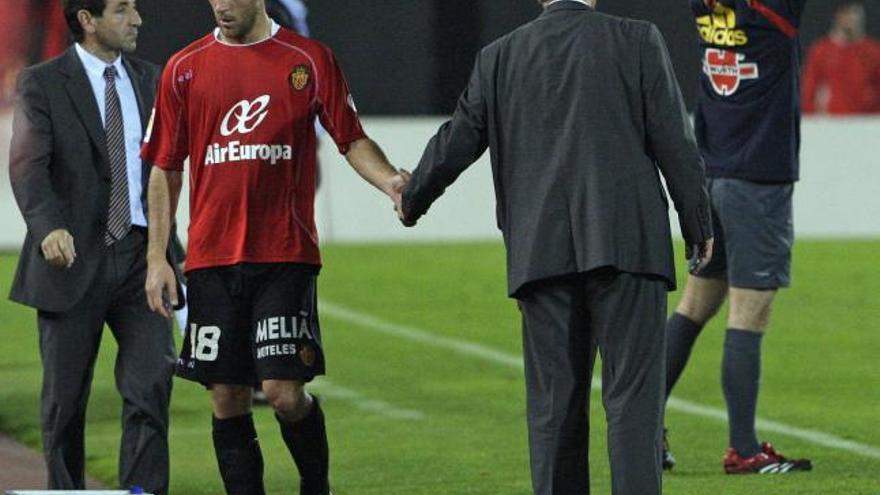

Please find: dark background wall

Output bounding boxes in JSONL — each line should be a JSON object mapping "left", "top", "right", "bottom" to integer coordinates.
{"left": 134, "top": 0, "right": 880, "bottom": 114}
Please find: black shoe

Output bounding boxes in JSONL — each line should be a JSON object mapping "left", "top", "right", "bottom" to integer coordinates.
{"left": 662, "top": 428, "right": 676, "bottom": 471}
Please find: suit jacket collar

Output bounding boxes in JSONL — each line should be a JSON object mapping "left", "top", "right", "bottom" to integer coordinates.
{"left": 542, "top": 0, "right": 593, "bottom": 16}
{"left": 121, "top": 56, "right": 151, "bottom": 132}
{"left": 57, "top": 47, "right": 152, "bottom": 180}
{"left": 58, "top": 47, "right": 111, "bottom": 179}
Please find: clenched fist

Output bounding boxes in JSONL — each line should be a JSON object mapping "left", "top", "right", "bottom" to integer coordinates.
{"left": 41, "top": 229, "right": 76, "bottom": 268}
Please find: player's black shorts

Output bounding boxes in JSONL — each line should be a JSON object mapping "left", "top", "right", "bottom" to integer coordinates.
{"left": 177, "top": 262, "right": 325, "bottom": 386}
{"left": 697, "top": 178, "right": 794, "bottom": 289}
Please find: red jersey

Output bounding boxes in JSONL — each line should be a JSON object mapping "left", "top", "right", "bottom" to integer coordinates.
{"left": 141, "top": 24, "right": 366, "bottom": 272}
{"left": 802, "top": 36, "right": 880, "bottom": 115}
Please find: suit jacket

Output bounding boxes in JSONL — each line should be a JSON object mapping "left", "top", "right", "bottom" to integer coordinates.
{"left": 402, "top": 2, "right": 713, "bottom": 297}
{"left": 8, "top": 47, "right": 160, "bottom": 313}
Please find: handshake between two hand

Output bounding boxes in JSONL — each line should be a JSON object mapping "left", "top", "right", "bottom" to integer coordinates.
{"left": 387, "top": 168, "right": 416, "bottom": 227}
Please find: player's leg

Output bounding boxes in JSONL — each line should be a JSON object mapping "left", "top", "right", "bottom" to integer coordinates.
{"left": 262, "top": 379, "right": 329, "bottom": 494}
{"left": 517, "top": 275, "right": 594, "bottom": 495}
{"left": 666, "top": 178, "right": 730, "bottom": 400}
{"left": 717, "top": 179, "right": 809, "bottom": 473}
{"left": 251, "top": 263, "right": 329, "bottom": 495}
{"left": 722, "top": 287, "right": 775, "bottom": 459}
{"left": 662, "top": 180, "right": 728, "bottom": 470}
{"left": 665, "top": 274, "right": 728, "bottom": 397}
{"left": 590, "top": 269, "right": 668, "bottom": 495}
{"left": 181, "top": 266, "right": 266, "bottom": 494}
{"left": 210, "top": 384, "right": 265, "bottom": 494}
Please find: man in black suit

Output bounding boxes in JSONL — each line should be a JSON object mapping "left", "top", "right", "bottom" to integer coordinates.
{"left": 8, "top": 1, "right": 175, "bottom": 492}
{"left": 399, "top": 1, "right": 713, "bottom": 493}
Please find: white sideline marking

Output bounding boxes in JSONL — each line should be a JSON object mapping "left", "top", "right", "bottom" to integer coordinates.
{"left": 312, "top": 378, "right": 425, "bottom": 421}
{"left": 666, "top": 396, "right": 880, "bottom": 460}
{"left": 321, "top": 301, "right": 880, "bottom": 461}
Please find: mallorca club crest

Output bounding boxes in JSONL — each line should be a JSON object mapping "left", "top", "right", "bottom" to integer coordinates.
{"left": 299, "top": 343, "right": 316, "bottom": 367}
{"left": 290, "top": 65, "right": 311, "bottom": 91}
{"left": 703, "top": 49, "right": 758, "bottom": 96}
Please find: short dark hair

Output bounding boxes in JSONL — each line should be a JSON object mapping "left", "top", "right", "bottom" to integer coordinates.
{"left": 63, "top": 0, "right": 107, "bottom": 42}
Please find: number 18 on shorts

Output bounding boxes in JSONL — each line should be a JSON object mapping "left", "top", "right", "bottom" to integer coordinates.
{"left": 177, "top": 264, "right": 326, "bottom": 386}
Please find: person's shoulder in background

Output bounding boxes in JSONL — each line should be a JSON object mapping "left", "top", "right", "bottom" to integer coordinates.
{"left": 164, "top": 32, "right": 218, "bottom": 70}
{"left": 125, "top": 54, "right": 161, "bottom": 82}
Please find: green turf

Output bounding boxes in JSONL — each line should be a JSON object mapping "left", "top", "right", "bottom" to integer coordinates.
{"left": 0, "top": 240, "right": 878, "bottom": 494}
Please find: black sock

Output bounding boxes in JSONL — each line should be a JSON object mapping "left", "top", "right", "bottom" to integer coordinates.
{"left": 665, "top": 312, "right": 705, "bottom": 398}
{"left": 212, "top": 413, "right": 265, "bottom": 495}
{"left": 277, "top": 397, "right": 329, "bottom": 495}
{"left": 722, "top": 329, "right": 763, "bottom": 457}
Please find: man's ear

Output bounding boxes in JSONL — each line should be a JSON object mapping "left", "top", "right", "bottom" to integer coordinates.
{"left": 77, "top": 9, "right": 98, "bottom": 37}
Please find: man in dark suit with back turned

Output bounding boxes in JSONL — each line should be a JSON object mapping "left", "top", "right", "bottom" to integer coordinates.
{"left": 399, "top": 1, "right": 714, "bottom": 493}
{"left": 8, "top": 1, "right": 175, "bottom": 492}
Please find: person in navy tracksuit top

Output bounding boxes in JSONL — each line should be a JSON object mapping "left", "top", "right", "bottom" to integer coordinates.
{"left": 662, "top": 0, "right": 814, "bottom": 475}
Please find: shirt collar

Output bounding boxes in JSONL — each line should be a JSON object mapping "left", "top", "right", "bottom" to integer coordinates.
{"left": 74, "top": 43, "right": 126, "bottom": 81}
{"left": 214, "top": 20, "right": 281, "bottom": 46}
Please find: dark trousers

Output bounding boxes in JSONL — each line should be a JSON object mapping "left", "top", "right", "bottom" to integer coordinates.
{"left": 518, "top": 270, "right": 667, "bottom": 495}
{"left": 36, "top": 228, "right": 175, "bottom": 494}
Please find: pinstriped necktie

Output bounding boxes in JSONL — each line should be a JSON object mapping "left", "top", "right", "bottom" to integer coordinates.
{"left": 103, "top": 65, "right": 131, "bottom": 245}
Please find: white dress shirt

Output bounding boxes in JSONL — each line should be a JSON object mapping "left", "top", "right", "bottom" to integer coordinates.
{"left": 74, "top": 43, "right": 147, "bottom": 228}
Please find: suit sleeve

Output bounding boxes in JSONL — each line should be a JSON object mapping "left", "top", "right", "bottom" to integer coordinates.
{"left": 401, "top": 55, "right": 490, "bottom": 223}
{"left": 140, "top": 61, "right": 189, "bottom": 171}
{"left": 8, "top": 69, "right": 68, "bottom": 244}
{"left": 641, "top": 24, "right": 712, "bottom": 245}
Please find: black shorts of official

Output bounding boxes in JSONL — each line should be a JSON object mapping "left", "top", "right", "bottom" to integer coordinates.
{"left": 177, "top": 262, "right": 325, "bottom": 387}
{"left": 696, "top": 178, "right": 794, "bottom": 289}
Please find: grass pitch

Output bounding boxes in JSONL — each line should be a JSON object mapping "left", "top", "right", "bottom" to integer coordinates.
{"left": 0, "top": 240, "right": 878, "bottom": 494}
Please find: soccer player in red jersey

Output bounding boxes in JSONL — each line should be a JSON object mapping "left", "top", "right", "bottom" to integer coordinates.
{"left": 140, "top": 1, "right": 407, "bottom": 493}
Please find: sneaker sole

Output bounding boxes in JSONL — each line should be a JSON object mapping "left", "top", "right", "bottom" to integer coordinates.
{"left": 725, "top": 460, "right": 813, "bottom": 474}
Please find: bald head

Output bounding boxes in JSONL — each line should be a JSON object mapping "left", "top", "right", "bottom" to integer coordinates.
{"left": 538, "top": 0, "right": 598, "bottom": 9}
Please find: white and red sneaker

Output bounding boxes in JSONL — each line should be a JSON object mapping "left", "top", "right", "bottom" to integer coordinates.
{"left": 723, "top": 442, "right": 812, "bottom": 474}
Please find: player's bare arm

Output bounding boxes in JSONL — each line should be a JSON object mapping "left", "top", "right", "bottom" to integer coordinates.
{"left": 145, "top": 167, "right": 182, "bottom": 318}
{"left": 345, "top": 137, "right": 409, "bottom": 208}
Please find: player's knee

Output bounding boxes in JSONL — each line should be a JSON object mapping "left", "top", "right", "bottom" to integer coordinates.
{"left": 676, "top": 276, "right": 727, "bottom": 325}
{"left": 729, "top": 305, "right": 773, "bottom": 332}
{"left": 211, "top": 385, "right": 252, "bottom": 418}
{"left": 728, "top": 288, "right": 776, "bottom": 331}
{"left": 262, "top": 380, "right": 309, "bottom": 421}
{"left": 676, "top": 294, "right": 721, "bottom": 326}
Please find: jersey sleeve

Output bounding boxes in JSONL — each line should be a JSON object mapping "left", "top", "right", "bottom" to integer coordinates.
{"left": 140, "top": 60, "right": 189, "bottom": 171}
{"left": 314, "top": 47, "right": 367, "bottom": 154}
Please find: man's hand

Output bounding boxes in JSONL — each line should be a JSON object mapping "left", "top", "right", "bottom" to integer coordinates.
{"left": 386, "top": 169, "right": 410, "bottom": 207}
{"left": 686, "top": 237, "right": 714, "bottom": 274}
{"left": 40, "top": 229, "right": 76, "bottom": 268}
{"left": 146, "top": 257, "right": 178, "bottom": 318}
{"left": 388, "top": 169, "right": 417, "bottom": 227}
